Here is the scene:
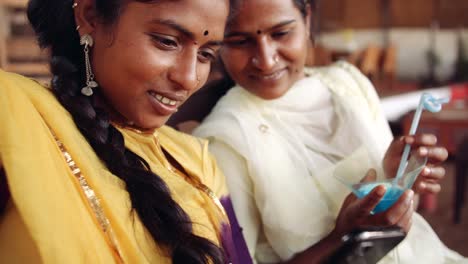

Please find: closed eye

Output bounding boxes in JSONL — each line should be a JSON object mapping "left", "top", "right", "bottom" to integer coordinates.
{"left": 150, "top": 34, "right": 179, "bottom": 49}
{"left": 198, "top": 49, "right": 217, "bottom": 63}
{"left": 271, "top": 30, "right": 290, "bottom": 39}
{"left": 224, "top": 37, "right": 251, "bottom": 47}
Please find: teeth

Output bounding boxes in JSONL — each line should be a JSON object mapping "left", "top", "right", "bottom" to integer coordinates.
{"left": 150, "top": 92, "right": 177, "bottom": 106}
{"left": 259, "top": 70, "right": 283, "bottom": 80}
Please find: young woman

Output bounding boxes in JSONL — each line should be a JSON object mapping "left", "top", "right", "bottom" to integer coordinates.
{"left": 0, "top": 0, "right": 240, "bottom": 263}
{"left": 194, "top": 0, "right": 467, "bottom": 263}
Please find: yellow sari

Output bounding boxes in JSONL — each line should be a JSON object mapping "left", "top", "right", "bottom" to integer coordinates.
{"left": 0, "top": 70, "right": 232, "bottom": 263}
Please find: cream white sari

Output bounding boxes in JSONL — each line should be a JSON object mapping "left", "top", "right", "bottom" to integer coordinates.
{"left": 194, "top": 62, "right": 466, "bottom": 264}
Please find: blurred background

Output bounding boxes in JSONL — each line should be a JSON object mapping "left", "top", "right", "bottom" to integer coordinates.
{"left": 0, "top": 0, "right": 467, "bottom": 256}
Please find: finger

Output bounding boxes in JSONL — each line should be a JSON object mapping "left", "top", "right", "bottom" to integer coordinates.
{"left": 422, "top": 147, "right": 449, "bottom": 163}
{"left": 397, "top": 199, "right": 414, "bottom": 233}
{"left": 381, "top": 190, "right": 414, "bottom": 226}
{"left": 342, "top": 192, "right": 358, "bottom": 207}
{"left": 387, "top": 136, "right": 407, "bottom": 155}
{"left": 360, "top": 169, "right": 377, "bottom": 183}
{"left": 354, "top": 185, "right": 386, "bottom": 218}
{"left": 417, "top": 181, "right": 441, "bottom": 194}
{"left": 406, "top": 134, "right": 437, "bottom": 147}
{"left": 420, "top": 166, "right": 446, "bottom": 181}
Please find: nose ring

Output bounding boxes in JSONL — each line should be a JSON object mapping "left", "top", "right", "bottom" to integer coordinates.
{"left": 273, "top": 55, "right": 279, "bottom": 63}
{"left": 252, "top": 57, "right": 259, "bottom": 65}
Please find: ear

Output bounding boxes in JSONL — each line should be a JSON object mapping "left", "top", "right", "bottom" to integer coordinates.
{"left": 73, "top": 0, "right": 98, "bottom": 36}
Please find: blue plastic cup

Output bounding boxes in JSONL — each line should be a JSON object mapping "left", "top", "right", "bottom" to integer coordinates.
{"left": 335, "top": 154, "right": 427, "bottom": 214}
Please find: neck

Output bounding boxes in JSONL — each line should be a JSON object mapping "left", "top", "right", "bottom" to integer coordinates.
{"left": 93, "top": 92, "right": 156, "bottom": 135}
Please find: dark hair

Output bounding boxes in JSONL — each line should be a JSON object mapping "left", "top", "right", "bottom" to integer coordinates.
{"left": 292, "top": 0, "right": 316, "bottom": 40}
{"left": 292, "top": 0, "right": 309, "bottom": 18}
{"left": 27, "top": 1, "right": 234, "bottom": 263}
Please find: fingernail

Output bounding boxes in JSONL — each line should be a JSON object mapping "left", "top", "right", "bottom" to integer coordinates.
{"left": 423, "top": 167, "right": 430, "bottom": 175}
{"left": 428, "top": 135, "right": 437, "bottom": 144}
{"left": 405, "top": 137, "right": 414, "bottom": 144}
{"left": 419, "top": 147, "right": 428, "bottom": 156}
{"left": 420, "top": 182, "right": 426, "bottom": 189}
{"left": 376, "top": 186, "right": 386, "bottom": 196}
{"left": 407, "top": 190, "right": 414, "bottom": 200}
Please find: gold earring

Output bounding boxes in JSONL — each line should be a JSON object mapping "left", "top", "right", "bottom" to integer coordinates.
{"left": 72, "top": 2, "right": 78, "bottom": 8}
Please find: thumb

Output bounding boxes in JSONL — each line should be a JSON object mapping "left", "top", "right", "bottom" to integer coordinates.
{"left": 354, "top": 185, "right": 386, "bottom": 217}
{"left": 360, "top": 169, "right": 377, "bottom": 183}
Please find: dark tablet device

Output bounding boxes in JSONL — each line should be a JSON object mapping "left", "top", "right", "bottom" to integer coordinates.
{"left": 324, "top": 226, "right": 406, "bottom": 264}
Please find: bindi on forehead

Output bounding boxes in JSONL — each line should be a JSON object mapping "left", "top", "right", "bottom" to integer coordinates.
{"left": 257, "top": 30, "right": 262, "bottom": 35}
{"left": 204, "top": 30, "right": 209, "bottom": 36}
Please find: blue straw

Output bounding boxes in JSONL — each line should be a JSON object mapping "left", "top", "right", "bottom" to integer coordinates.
{"left": 393, "top": 93, "right": 449, "bottom": 183}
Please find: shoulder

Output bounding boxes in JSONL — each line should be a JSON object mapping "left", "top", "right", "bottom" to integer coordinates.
{"left": 309, "top": 61, "right": 381, "bottom": 107}
{"left": 0, "top": 69, "right": 48, "bottom": 91}
{"left": 307, "top": 61, "right": 373, "bottom": 92}
{"left": 0, "top": 69, "right": 55, "bottom": 102}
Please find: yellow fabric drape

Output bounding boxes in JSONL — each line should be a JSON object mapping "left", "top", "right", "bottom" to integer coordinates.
{"left": 0, "top": 70, "right": 229, "bottom": 263}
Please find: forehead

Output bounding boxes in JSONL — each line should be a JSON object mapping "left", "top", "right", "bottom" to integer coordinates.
{"left": 228, "top": 0, "right": 301, "bottom": 30}
{"left": 123, "top": 0, "right": 229, "bottom": 39}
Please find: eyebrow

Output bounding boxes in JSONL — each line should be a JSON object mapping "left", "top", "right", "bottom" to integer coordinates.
{"left": 149, "top": 19, "right": 223, "bottom": 47}
{"left": 225, "top": 19, "right": 297, "bottom": 37}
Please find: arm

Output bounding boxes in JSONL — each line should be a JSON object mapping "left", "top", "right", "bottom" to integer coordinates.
{"left": 283, "top": 170, "right": 414, "bottom": 264}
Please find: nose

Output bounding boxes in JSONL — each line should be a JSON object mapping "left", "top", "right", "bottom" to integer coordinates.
{"left": 251, "top": 37, "right": 278, "bottom": 71}
{"left": 168, "top": 49, "right": 199, "bottom": 91}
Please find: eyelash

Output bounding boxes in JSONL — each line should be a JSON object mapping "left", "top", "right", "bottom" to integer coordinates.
{"left": 272, "top": 30, "right": 290, "bottom": 39}
{"left": 225, "top": 30, "right": 291, "bottom": 47}
{"left": 150, "top": 34, "right": 216, "bottom": 64}
{"left": 198, "top": 50, "right": 216, "bottom": 63}
{"left": 150, "top": 34, "right": 178, "bottom": 49}
{"left": 225, "top": 38, "right": 250, "bottom": 47}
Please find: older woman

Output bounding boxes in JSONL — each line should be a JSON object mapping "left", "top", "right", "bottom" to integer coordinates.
{"left": 194, "top": 0, "right": 466, "bottom": 263}
{"left": 0, "top": 0, "right": 240, "bottom": 263}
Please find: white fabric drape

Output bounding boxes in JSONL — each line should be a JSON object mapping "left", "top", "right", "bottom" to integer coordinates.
{"left": 194, "top": 62, "right": 466, "bottom": 263}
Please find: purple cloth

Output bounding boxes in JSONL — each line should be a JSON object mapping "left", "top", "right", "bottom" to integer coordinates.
{"left": 220, "top": 196, "right": 253, "bottom": 264}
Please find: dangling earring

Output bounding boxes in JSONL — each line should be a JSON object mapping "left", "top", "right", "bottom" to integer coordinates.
{"left": 80, "top": 34, "right": 98, "bottom": 96}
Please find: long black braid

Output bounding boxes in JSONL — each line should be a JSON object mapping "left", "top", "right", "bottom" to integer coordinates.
{"left": 27, "top": 0, "right": 236, "bottom": 263}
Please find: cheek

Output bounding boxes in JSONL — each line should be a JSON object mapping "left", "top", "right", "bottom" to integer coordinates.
{"left": 281, "top": 35, "right": 308, "bottom": 65}
{"left": 221, "top": 49, "right": 250, "bottom": 76}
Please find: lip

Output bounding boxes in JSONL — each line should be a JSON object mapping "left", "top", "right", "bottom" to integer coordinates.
{"left": 248, "top": 68, "right": 286, "bottom": 82}
{"left": 146, "top": 90, "right": 184, "bottom": 116}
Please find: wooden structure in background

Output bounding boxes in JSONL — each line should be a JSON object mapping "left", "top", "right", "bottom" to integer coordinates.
{"left": 0, "top": 0, "right": 50, "bottom": 84}
{"left": 319, "top": 0, "right": 468, "bottom": 31}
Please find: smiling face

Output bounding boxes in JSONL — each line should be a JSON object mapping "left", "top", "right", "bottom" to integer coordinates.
{"left": 77, "top": 0, "right": 229, "bottom": 129}
{"left": 221, "top": 0, "right": 309, "bottom": 100}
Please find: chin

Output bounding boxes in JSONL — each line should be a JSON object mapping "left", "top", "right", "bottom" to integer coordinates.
{"left": 136, "top": 117, "right": 168, "bottom": 130}
{"left": 256, "top": 87, "right": 288, "bottom": 100}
